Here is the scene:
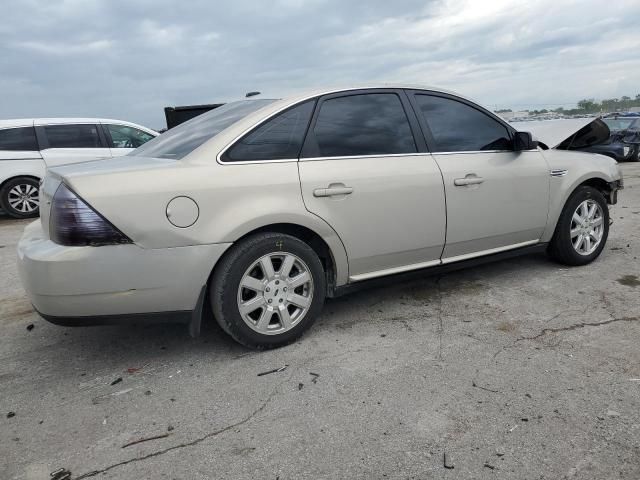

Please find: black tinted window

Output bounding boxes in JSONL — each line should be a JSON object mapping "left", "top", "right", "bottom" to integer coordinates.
{"left": 0, "top": 127, "right": 38, "bottom": 151}
{"left": 44, "top": 124, "right": 102, "bottom": 148}
{"left": 311, "top": 93, "right": 416, "bottom": 157}
{"left": 225, "top": 100, "right": 314, "bottom": 161}
{"left": 415, "top": 95, "right": 512, "bottom": 152}
{"left": 131, "top": 99, "right": 275, "bottom": 160}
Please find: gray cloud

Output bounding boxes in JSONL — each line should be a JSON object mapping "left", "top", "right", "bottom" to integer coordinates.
{"left": 1, "top": 0, "right": 639, "bottom": 128}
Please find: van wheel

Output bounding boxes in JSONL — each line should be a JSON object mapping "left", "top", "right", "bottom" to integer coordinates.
{"left": 548, "top": 186, "right": 609, "bottom": 266}
{"left": 0, "top": 177, "right": 40, "bottom": 219}
{"left": 210, "top": 233, "right": 326, "bottom": 349}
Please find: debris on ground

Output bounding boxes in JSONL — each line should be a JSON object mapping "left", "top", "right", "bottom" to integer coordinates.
{"left": 122, "top": 432, "right": 170, "bottom": 448}
{"left": 144, "top": 390, "right": 152, "bottom": 396}
{"left": 495, "top": 447, "right": 506, "bottom": 457}
{"left": 310, "top": 372, "right": 320, "bottom": 384}
{"left": 127, "top": 367, "right": 140, "bottom": 374}
{"left": 110, "top": 377, "right": 123, "bottom": 386}
{"left": 7, "top": 411, "right": 15, "bottom": 418}
{"left": 167, "top": 425, "right": 174, "bottom": 431}
{"left": 26, "top": 324, "right": 34, "bottom": 331}
{"left": 257, "top": 365, "right": 288, "bottom": 377}
{"left": 443, "top": 451, "right": 454, "bottom": 469}
{"left": 484, "top": 462, "right": 496, "bottom": 470}
{"left": 298, "top": 383, "right": 304, "bottom": 390}
{"left": 472, "top": 380, "right": 498, "bottom": 393}
{"left": 50, "top": 468, "right": 72, "bottom": 480}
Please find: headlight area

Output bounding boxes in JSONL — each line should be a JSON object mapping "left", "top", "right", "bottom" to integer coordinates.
{"left": 50, "top": 183, "right": 132, "bottom": 247}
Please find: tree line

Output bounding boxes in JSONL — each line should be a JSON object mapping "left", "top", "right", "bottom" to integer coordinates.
{"left": 496, "top": 95, "right": 640, "bottom": 116}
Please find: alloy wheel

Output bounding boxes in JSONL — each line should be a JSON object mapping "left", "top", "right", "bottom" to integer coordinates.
{"left": 8, "top": 183, "right": 39, "bottom": 214}
{"left": 237, "top": 252, "right": 314, "bottom": 335}
{"left": 570, "top": 199, "right": 604, "bottom": 256}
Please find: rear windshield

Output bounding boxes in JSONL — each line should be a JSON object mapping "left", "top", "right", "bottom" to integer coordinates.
{"left": 130, "top": 99, "right": 276, "bottom": 159}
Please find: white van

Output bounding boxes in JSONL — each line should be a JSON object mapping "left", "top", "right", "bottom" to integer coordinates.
{"left": 0, "top": 118, "right": 157, "bottom": 218}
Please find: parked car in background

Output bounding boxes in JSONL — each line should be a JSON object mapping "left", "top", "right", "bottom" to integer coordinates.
{"left": 18, "top": 85, "right": 622, "bottom": 349}
{"left": 515, "top": 116, "right": 639, "bottom": 163}
{"left": 587, "top": 114, "right": 640, "bottom": 162}
{"left": 0, "top": 118, "right": 157, "bottom": 218}
{"left": 164, "top": 104, "right": 223, "bottom": 129}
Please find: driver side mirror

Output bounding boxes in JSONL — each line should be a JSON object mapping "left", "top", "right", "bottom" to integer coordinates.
{"left": 514, "top": 131, "right": 538, "bottom": 151}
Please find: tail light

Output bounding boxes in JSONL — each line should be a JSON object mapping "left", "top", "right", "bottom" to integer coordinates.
{"left": 50, "top": 183, "right": 132, "bottom": 246}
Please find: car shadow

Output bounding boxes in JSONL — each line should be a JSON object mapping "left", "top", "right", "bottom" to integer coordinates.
{"left": 32, "top": 252, "right": 553, "bottom": 370}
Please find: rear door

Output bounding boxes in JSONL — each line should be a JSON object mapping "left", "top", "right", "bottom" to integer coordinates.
{"left": 102, "top": 123, "right": 156, "bottom": 157}
{"left": 0, "top": 124, "right": 45, "bottom": 181}
{"left": 298, "top": 90, "right": 446, "bottom": 281}
{"left": 37, "top": 123, "right": 112, "bottom": 167}
{"left": 0, "top": 124, "right": 42, "bottom": 163}
{"left": 408, "top": 91, "right": 550, "bottom": 262}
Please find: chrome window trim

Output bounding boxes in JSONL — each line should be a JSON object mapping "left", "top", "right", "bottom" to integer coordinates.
{"left": 215, "top": 158, "right": 299, "bottom": 166}
{"left": 301, "top": 152, "right": 428, "bottom": 162}
{"left": 432, "top": 150, "right": 510, "bottom": 155}
{"left": 215, "top": 85, "right": 539, "bottom": 165}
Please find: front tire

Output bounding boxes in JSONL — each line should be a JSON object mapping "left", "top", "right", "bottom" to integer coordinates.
{"left": 210, "top": 232, "right": 326, "bottom": 349}
{"left": 0, "top": 177, "right": 40, "bottom": 219}
{"left": 548, "top": 186, "right": 609, "bottom": 266}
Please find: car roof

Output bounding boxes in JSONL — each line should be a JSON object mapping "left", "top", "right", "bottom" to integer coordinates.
{"left": 0, "top": 118, "right": 157, "bottom": 134}
{"left": 278, "top": 84, "right": 474, "bottom": 105}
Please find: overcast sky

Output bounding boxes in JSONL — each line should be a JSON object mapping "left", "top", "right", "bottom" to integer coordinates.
{"left": 2, "top": 0, "right": 640, "bottom": 128}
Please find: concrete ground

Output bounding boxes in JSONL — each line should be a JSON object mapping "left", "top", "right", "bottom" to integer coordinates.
{"left": 2, "top": 164, "right": 639, "bottom": 480}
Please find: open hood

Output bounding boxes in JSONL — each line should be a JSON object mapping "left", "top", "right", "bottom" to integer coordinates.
{"left": 511, "top": 118, "right": 610, "bottom": 150}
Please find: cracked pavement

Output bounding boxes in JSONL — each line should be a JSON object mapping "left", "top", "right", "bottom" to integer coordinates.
{"left": 2, "top": 163, "right": 640, "bottom": 479}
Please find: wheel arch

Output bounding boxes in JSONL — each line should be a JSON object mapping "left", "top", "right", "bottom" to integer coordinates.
{"left": 0, "top": 174, "right": 41, "bottom": 192}
{"left": 578, "top": 177, "right": 616, "bottom": 204}
{"left": 208, "top": 222, "right": 348, "bottom": 298}
{"left": 542, "top": 174, "right": 615, "bottom": 243}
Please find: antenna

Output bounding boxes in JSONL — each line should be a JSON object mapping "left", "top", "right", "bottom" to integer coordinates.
{"left": 245, "top": 91, "right": 261, "bottom": 98}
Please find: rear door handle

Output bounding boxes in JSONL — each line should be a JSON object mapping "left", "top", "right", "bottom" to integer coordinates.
{"left": 313, "top": 185, "right": 354, "bottom": 197}
{"left": 454, "top": 175, "right": 484, "bottom": 186}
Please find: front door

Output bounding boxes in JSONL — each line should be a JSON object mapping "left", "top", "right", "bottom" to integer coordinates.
{"left": 408, "top": 92, "right": 550, "bottom": 262}
{"left": 298, "top": 90, "right": 446, "bottom": 280}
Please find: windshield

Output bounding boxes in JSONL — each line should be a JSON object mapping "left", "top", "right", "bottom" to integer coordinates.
{"left": 130, "top": 99, "right": 276, "bottom": 159}
{"left": 603, "top": 118, "right": 638, "bottom": 131}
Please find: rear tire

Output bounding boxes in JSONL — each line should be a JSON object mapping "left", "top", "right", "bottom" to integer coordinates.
{"left": 210, "top": 232, "right": 326, "bottom": 349}
{"left": 0, "top": 177, "right": 40, "bottom": 219}
{"left": 548, "top": 186, "right": 609, "bottom": 266}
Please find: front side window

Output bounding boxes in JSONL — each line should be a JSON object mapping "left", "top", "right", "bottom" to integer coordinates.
{"left": 106, "top": 125, "right": 155, "bottom": 148}
{"left": 44, "top": 124, "right": 102, "bottom": 149}
{"left": 224, "top": 100, "right": 314, "bottom": 162}
{"left": 130, "top": 99, "right": 276, "bottom": 160}
{"left": 0, "top": 127, "right": 38, "bottom": 151}
{"left": 414, "top": 95, "right": 512, "bottom": 152}
{"left": 310, "top": 93, "right": 416, "bottom": 157}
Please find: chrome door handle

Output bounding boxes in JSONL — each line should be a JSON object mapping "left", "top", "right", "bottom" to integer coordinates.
{"left": 313, "top": 186, "right": 354, "bottom": 197}
{"left": 454, "top": 175, "right": 484, "bottom": 186}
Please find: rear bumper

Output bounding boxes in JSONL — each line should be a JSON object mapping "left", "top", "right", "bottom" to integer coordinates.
{"left": 17, "top": 221, "right": 230, "bottom": 320}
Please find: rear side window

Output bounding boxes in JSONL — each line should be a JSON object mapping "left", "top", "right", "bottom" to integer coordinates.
{"left": 414, "top": 95, "right": 512, "bottom": 152}
{"left": 44, "top": 124, "right": 102, "bottom": 148}
{"left": 106, "top": 124, "right": 155, "bottom": 148}
{"left": 309, "top": 93, "right": 416, "bottom": 157}
{"left": 224, "top": 100, "right": 314, "bottom": 162}
{"left": 131, "top": 99, "right": 276, "bottom": 160}
{"left": 0, "top": 127, "right": 38, "bottom": 151}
